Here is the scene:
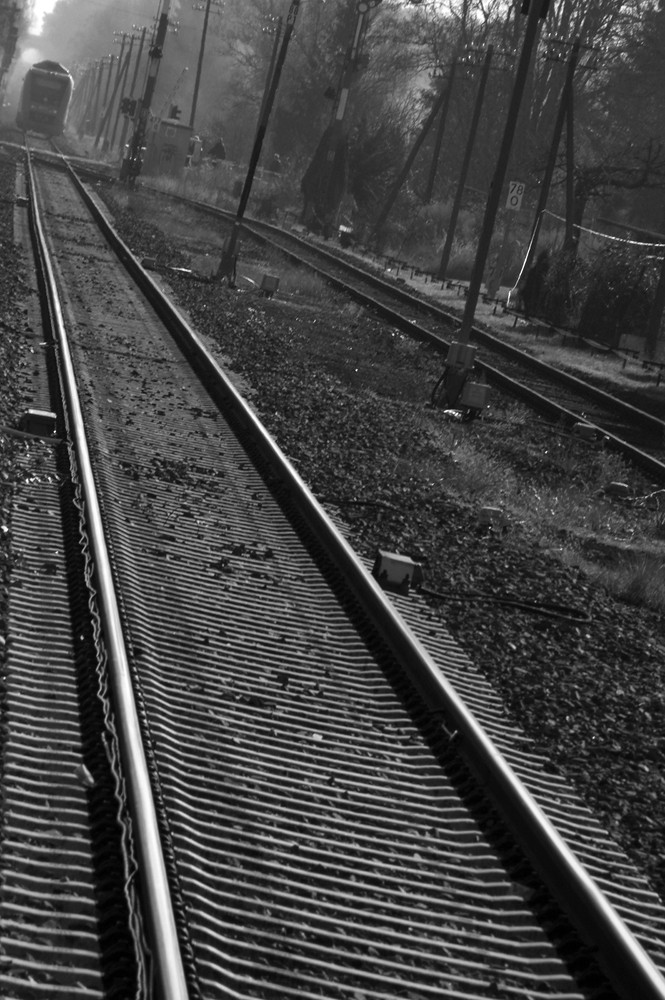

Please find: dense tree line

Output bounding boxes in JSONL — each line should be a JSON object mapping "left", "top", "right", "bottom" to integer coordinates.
{"left": 0, "top": 0, "right": 29, "bottom": 94}
{"left": 36, "top": 0, "right": 665, "bottom": 237}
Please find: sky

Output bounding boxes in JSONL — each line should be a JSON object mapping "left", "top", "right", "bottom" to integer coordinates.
{"left": 30, "top": 0, "right": 58, "bottom": 34}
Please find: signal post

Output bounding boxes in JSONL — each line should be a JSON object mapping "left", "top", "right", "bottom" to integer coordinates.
{"left": 122, "top": 1, "right": 172, "bottom": 184}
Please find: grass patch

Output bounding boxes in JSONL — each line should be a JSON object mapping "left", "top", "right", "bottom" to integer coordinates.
{"left": 264, "top": 255, "right": 337, "bottom": 302}
{"left": 653, "top": 507, "right": 665, "bottom": 540}
{"left": 100, "top": 182, "right": 665, "bottom": 613}
{"left": 595, "top": 554, "right": 665, "bottom": 611}
{"left": 373, "top": 403, "right": 664, "bottom": 593}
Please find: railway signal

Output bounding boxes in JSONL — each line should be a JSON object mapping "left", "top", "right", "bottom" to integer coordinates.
{"left": 302, "top": 0, "right": 383, "bottom": 237}
{"left": 114, "top": 26, "right": 148, "bottom": 153}
{"left": 121, "top": 0, "right": 173, "bottom": 185}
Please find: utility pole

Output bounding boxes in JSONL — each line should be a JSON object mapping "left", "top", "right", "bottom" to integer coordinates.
{"left": 457, "top": 0, "right": 550, "bottom": 343}
{"left": 189, "top": 0, "right": 211, "bottom": 130}
{"left": 564, "top": 60, "right": 576, "bottom": 252}
{"left": 96, "top": 54, "right": 115, "bottom": 134}
{"left": 437, "top": 46, "right": 494, "bottom": 280}
{"left": 84, "top": 59, "right": 106, "bottom": 137}
{"left": 109, "top": 33, "right": 136, "bottom": 150}
{"left": 95, "top": 33, "right": 128, "bottom": 149}
{"left": 70, "top": 63, "right": 93, "bottom": 133}
{"left": 255, "top": 15, "right": 283, "bottom": 145}
{"left": 122, "top": 1, "right": 172, "bottom": 184}
{"left": 75, "top": 65, "right": 95, "bottom": 136}
{"left": 423, "top": 57, "right": 457, "bottom": 204}
{"left": 189, "top": 0, "right": 223, "bottom": 131}
{"left": 217, "top": 0, "right": 302, "bottom": 282}
{"left": 511, "top": 37, "right": 580, "bottom": 293}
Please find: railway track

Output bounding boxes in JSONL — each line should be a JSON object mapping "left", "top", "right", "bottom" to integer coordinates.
{"left": 4, "top": 148, "right": 665, "bottom": 998}
{"left": 142, "top": 190, "right": 665, "bottom": 481}
{"left": 24, "top": 140, "right": 665, "bottom": 476}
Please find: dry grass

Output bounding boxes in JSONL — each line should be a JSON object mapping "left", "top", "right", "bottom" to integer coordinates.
{"left": 261, "top": 268, "right": 665, "bottom": 598}
{"left": 503, "top": 333, "right": 658, "bottom": 387}
{"left": 109, "top": 183, "right": 665, "bottom": 610}
{"left": 263, "top": 254, "right": 336, "bottom": 302}
{"left": 594, "top": 554, "right": 665, "bottom": 610}
{"left": 352, "top": 393, "right": 665, "bottom": 609}
{"left": 654, "top": 508, "right": 665, "bottom": 540}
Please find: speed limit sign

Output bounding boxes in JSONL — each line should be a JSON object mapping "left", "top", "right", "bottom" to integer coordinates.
{"left": 506, "top": 180, "right": 525, "bottom": 211}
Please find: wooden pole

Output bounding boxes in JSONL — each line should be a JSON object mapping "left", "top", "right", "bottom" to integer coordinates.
{"left": 457, "top": 0, "right": 546, "bottom": 343}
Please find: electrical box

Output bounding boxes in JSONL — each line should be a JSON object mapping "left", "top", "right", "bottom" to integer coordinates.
{"left": 460, "top": 381, "right": 488, "bottom": 409}
{"left": 142, "top": 119, "right": 193, "bottom": 179}
{"left": 572, "top": 422, "right": 596, "bottom": 440}
{"left": 478, "top": 506, "right": 508, "bottom": 529}
{"left": 605, "top": 481, "right": 630, "bottom": 497}
{"left": 19, "top": 409, "right": 57, "bottom": 436}
{"left": 372, "top": 550, "right": 424, "bottom": 594}
{"left": 446, "top": 342, "right": 476, "bottom": 370}
{"left": 260, "top": 274, "right": 280, "bottom": 298}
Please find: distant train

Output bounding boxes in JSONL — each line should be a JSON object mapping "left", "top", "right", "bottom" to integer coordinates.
{"left": 16, "top": 60, "right": 73, "bottom": 137}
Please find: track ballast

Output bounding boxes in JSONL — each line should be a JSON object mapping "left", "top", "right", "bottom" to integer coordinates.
{"left": 2, "top": 148, "right": 665, "bottom": 999}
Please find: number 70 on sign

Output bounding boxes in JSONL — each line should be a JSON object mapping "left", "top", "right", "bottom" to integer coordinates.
{"left": 506, "top": 180, "right": 525, "bottom": 210}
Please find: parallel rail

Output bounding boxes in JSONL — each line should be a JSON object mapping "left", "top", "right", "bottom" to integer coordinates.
{"left": 231, "top": 214, "right": 665, "bottom": 477}
{"left": 26, "top": 147, "right": 190, "bottom": 1000}
{"left": 4, "top": 147, "right": 665, "bottom": 999}
{"left": 138, "top": 187, "right": 665, "bottom": 481}
{"left": 27, "top": 148, "right": 665, "bottom": 476}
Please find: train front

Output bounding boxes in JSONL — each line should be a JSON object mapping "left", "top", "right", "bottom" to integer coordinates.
{"left": 17, "top": 60, "right": 73, "bottom": 137}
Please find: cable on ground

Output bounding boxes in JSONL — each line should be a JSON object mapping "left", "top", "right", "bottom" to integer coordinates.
{"left": 418, "top": 584, "right": 590, "bottom": 623}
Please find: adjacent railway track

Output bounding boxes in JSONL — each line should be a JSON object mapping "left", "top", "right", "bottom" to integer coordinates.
{"left": 4, "top": 147, "right": 665, "bottom": 998}
{"left": 144, "top": 189, "right": 665, "bottom": 481}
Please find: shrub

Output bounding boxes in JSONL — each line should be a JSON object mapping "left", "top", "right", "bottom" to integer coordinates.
{"left": 446, "top": 242, "right": 477, "bottom": 282}
{"left": 538, "top": 248, "right": 584, "bottom": 327}
{"left": 577, "top": 245, "right": 655, "bottom": 347}
{"left": 596, "top": 554, "right": 665, "bottom": 612}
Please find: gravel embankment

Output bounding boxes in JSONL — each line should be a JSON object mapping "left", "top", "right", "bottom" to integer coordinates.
{"left": 0, "top": 153, "right": 29, "bottom": 675}
{"left": 2, "top": 158, "right": 664, "bottom": 905}
{"left": 104, "top": 192, "right": 665, "bottom": 901}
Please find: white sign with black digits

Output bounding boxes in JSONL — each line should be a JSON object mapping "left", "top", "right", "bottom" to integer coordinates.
{"left": 506, "top": 181, "right": 525, "bottom": 211}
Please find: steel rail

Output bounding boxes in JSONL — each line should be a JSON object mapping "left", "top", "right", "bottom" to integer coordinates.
{"left": 28, "top": 160, "right": 665, "bottom": 454}
{"left": 242, "top": 219, "right": 665, "bottom": 480}
{"left": 230, "top": 219, "right": 665, "bottom": 478}
{"left": 237, "top": 212, "right": 665, "bottom": 432}
{"left": 25, "top": 151, "right": 191, "bottom": 1000}
{"left": 68, "top": 163, "right": 665, "bottom": 1000}
{"left": 480, "top": 359, "right": 665, "bottom": 479}
{"left": 159, "top": 193, "right": 663, "bottom": 476}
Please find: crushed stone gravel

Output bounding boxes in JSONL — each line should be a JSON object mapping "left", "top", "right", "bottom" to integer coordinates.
{"left": 105, "top": 192, "right": 665, "bottom": 901}
{"left": 2, "top": 163, "right": 664, "bottom": 909}
{"left": 0, "top": 153, "right": 29, "bottom": 684}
